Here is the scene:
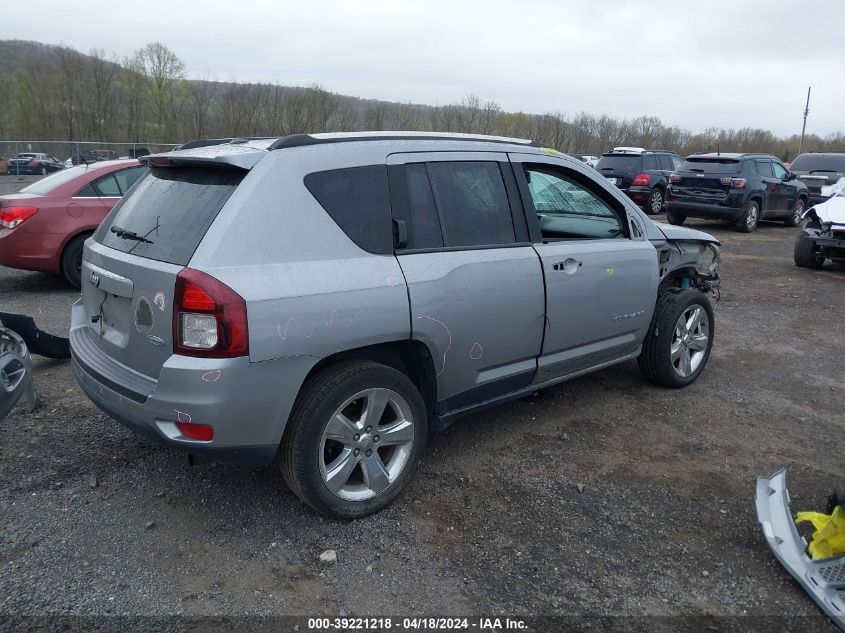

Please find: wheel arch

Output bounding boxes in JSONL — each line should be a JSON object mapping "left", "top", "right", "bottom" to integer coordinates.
{"left": 295, "top": 340, "right": 438, "bottom": 421}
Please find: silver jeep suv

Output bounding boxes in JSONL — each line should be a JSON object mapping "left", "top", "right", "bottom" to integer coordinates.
{"left": 70, "top": 132, "right": 721, "bottom": 518}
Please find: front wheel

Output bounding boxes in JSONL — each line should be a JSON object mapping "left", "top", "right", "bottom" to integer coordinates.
{"left": 280, "top": 361, "right": 427, "bottom": 518}
{"left": 638, "top": 289, "right": 715, "bottom": 388}
{"left": 793, "top": 233, "right": 824, "bottom": 269}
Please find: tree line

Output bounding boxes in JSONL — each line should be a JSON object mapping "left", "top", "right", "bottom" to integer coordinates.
{"left": 0, "top": 40, "right": 842, "bottom": 161}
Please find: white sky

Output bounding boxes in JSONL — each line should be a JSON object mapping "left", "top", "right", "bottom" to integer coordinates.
{"left": 3, "top": 0, "right": 843, "bottom": 137}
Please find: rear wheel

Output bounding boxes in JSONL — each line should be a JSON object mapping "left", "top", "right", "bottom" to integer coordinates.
{"left": 638, "top": 289, "right": 714, "bottom": 388}
{"left": 793, "top": 233, "right": 824, "bottom": 269}
{"left": 666, "top": 211, "right": 686, "bottom": 225}
{"left": 646, "top": 188, "right": 665, "bottom": 215}
{"left": 784, "top": 198, "right": 805, "bottom": 227}
{"left": 280, "top": 361, "right": 427, "bottom": 518}
{"left": 60, "top": 233, "right": 89, "bottom": 288}
{"left": 736, "top": 199, "right": 760, "bottom": 233}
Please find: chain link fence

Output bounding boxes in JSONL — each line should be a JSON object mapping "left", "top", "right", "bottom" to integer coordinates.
{"left": 0, "top": 140, "right": 181, "bottom": 175}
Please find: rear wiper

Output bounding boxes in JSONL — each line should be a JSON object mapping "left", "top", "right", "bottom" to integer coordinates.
{"left": 110, "top": 225, "right": 153, "bottom": 244}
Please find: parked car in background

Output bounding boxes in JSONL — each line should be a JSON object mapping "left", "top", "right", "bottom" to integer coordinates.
{"left": 66, "top": 149, "right": 119, "bottom": 166}
{"left": 665, "top": 153, "right": 809, "bottom": 233}
{"left": 794, "top": 194, "right": 845, "bottom": 269}
{"left": 69, "top": 132, "right": 720, "bottom": 518}
{"left": 127, "top": 147, "right": 151, "bottom": 159}
{"left": 571, "top": 154, "right": 599, "bottom": 168}
{"left": 595, "top": 148, "right": 682, "bottom": 215}
{"left": 6, "top": 153, "right": 64, "bottom": 175}
{"left": 0, "top": 160, "right": 146, "bottom": 287}
{"left": 788, "top": 152, "right": 845, "bottom": 205}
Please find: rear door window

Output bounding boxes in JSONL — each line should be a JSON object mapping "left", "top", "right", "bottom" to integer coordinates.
{"left": 658, "top": 155, "right": 674, "bottom": 171}
{"left": 93, "top": 173, "right": 122, "bottom": 197}
{"left": 95, "top": 166, "right": 244, "bottom": 266}
{"left": 755, "top": 161, "right": 775, "bottom": 178}
{"left": 426, "top": 162, "right": 516, "bottom": 248}
{"left": 304, "top": 165, "right": 392, "bottom": 254}
{"left": 114, "top": 166, "right": 148, "bottom": 194}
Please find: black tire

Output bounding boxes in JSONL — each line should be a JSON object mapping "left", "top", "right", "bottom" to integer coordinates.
{"left": 60, "top": 234, "right": 89, "bottom": 288}
{"left": 280, "top": 360, "right": 428, "bottom": 518}
{"left": 793, "top": 233, "right": 824, "bottom": 269}
{"left": 645, "top": 188, "right": 665, "bottom": 215}
{"left": 666, "top": 211, "right": 686, "bottom": 225}
{"left": 784, "top": 198, "right": 805, "bottom": 228}
{"left": 638, "top": 289, "right": 715, "bottom": 388}
{"left": 736, "top": 199, "right": 760, "bottom": 233}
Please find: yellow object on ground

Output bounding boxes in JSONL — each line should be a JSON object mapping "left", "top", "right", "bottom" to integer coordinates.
{"left": 795, "top": 505, "right": 845, "bottom": 560}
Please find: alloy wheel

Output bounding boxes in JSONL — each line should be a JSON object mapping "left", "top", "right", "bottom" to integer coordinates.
{"left": 319, "top": 388, "right": 415, "bottom": 501}
{"left": 650, "top": 190, "right": 664, "bottom": 214}
{"left": 670, "top": 305, "right": 710, "bottom": 378}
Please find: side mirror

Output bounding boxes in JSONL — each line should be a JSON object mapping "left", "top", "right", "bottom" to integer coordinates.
{"left": 788, "top": 171, "right": 798, "bottom": 180}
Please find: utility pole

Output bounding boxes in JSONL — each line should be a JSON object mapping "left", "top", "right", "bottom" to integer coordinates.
{"left": 799, "top": 86, "right": 811, "bottom": 154}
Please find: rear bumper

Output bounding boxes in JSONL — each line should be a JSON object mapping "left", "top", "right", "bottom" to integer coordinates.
{"left": 665, "top": 200, "right": 744, "bottom": 220}
{"left": 623, "top": 186, "right": 652, "bottom": 206}
{"left": 0, "top": 228, "right": 63, "bottom": 273}
{"left": 69, "top": 300, "right": 318, "bottom": 465}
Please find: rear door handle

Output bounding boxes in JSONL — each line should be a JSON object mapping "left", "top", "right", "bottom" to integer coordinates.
{"left": 553, "top": 258, "right": 582, "bottom": 273}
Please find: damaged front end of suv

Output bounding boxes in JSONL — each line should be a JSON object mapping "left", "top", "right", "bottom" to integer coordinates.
{"left": 652, "top": 223, "right": 722, "bottom": 299}
{"left": 794, "top": 197, "right": 845, "bottom": 269}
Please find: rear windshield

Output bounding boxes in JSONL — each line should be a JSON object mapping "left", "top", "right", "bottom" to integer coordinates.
{"left": 95, "top": 166, "right": 244, "bottom": 266}
{"left": 19, "top": 165, "right": 91, "bottom": 195}
{"left": 595, "top": 155, "right": 641, "bottom": 171}
{"left": 679, "top": 158, "right": 740, "bottom": 175}
{"left": 15, "top": 153, "right": 37, "bottom": 159}
{"left": 789, "top": 154, "right": 845, "bottom": 173}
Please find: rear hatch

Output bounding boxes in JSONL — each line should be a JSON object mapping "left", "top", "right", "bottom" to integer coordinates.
{"left": 8, "top": 154, "right": 38, "bottom": 168}
{"left": 670, "top": 157, "right": 741, "bottom": 202}
{"left": 595, "top": 154, "right": 642, "bottom": 189}
{"left": 77, "top": 147, "right": 257, "bottom": 381}
{"left": 789, "top": 154, "right": 845, "bottom": 199}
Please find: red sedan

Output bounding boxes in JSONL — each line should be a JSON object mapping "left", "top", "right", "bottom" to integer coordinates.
{"left": 0, "top": 160, "right": 147, "bottom": 287}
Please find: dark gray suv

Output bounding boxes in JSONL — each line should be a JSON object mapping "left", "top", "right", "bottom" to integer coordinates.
{"left": 70, "top": 132, "right": 721, "bottom": 517}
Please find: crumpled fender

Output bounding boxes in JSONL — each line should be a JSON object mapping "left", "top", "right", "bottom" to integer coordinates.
{"left": 801, "top": 196, "right": 845, "bottom": 226}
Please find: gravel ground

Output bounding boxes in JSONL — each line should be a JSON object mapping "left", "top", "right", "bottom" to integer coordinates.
{"left": 1, "top": 173, "right": 843, "bottom": 630}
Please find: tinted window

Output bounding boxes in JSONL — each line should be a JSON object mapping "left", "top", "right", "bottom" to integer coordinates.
{"left": 789, "top": 154, "right": 845, "bottom": 172}
{"left": 755, "top": 161, "right": 774, "bottom": 178}
{"left": 304, "top": 165, "right": 392, "bottom": 254}
{"left": 595, "top": 155, "right": 641, "bottom": 172}
{"left": 76, "top": 184, "right": 96, "bottom": 197}
{"left": 426, "top": 162, "right": 515, "bottom": 247}
{"left": 680, "top": 159, "right": 740, "bottom": 175}
{"left": 114, "top": 166, "right": 148, "bottom": 194}
{"left": 524, "top": 167, "right": 624, "bottom": 240}
{"left": 93, "top": 173, "right": 121, "bottom": 197}
{"left": 403, "top": 163, "right": 443, "bottom": 249}
{"left": 772, "top": 162, "right": 789, "bottom": 179}
{"left": 642, "top": 154, "right": 659, "bottom": 171}
{"left": 671, "top": 155, "right": 683, "bottom": 170}
{"left": 658, "top": 155, "right": 674, "bottom": 171}
{"left": 95, "top": 166, "right": 244, "bottom": 266}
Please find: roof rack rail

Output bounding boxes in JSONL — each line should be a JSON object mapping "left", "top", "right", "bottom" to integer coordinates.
{"left": 177, "top": 137, "right": 276, "bottom": 151}
{"left": 267, "top": 132, "right": 539, "bottom": 151}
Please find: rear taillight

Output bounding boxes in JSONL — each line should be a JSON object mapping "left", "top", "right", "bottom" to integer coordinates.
{"left": 669, "top": 174, "right": 682, "bottom": 183}
{"left": 0, "top": 206, "right": 38, "bottom": 229}
{"left": 632, "top": 173, "right": 650, "bottom": 186}
{"left": 173, "top": 268, "right": 248, "bottom": 358}
{"left": 719, "top": 177, "right": 747, "bottom": 189}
